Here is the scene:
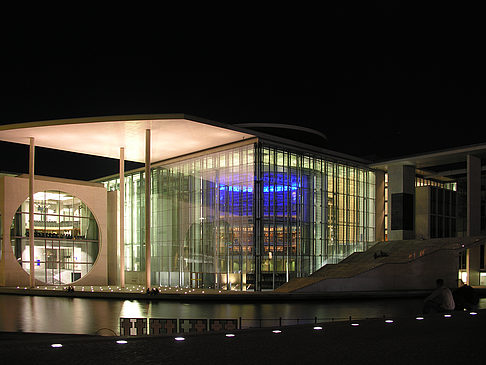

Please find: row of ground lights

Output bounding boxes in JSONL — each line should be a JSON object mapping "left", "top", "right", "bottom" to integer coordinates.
{"left": 49, "top": 311, "right": 479, "bottom": 348}
{"left": 17, "top": 286, "right": 218, "bottom": 294}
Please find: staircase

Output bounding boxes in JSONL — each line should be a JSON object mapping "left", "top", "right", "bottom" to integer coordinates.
{"left": 274, "top": 236, "right": 486, "bottom": 293}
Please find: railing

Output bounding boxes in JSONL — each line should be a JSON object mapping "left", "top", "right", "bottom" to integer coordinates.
{"left": 118, "top": 315, "right": 371, "bottom": 336}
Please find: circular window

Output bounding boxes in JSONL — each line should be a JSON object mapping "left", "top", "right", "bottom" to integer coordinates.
{"left": 11, "top": 191, "right": 99, "bottom": 285}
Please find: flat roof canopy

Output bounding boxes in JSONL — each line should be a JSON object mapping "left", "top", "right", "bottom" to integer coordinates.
{"left": 0, "top": 114, "right": 255, "bottom": 163}
{"left": 370, "top": 142, "right": 486, "bottom": 179}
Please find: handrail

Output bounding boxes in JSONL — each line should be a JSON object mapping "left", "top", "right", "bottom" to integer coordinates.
{"left": 118, "top": 315, "right": 384, "bottom": 336}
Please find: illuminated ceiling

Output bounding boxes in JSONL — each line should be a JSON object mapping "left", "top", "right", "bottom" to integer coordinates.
{"left": 0, "top": 114, "right": 255, "bottom": 163}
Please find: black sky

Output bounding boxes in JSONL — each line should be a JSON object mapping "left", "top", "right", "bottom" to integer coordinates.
{"left": 1, "top": 3, "right": 484, "bottom": 180}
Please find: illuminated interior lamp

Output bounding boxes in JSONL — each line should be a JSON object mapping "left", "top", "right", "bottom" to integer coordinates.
{"left": 174, "top": 337, "right": 185, "bottom": 341}
{"left": 385, "top": 319, "right": 394, "bottom": 323}
{"left": 116, "top": 340, "right": 128, "bottom": 344}
{"left": 443, "top": 314, "right": 452, "bottom": 318}
{"left": 351, "top": 323, "right": 359, "bottom": 327}
{"left": 415, "top": 316, "right": 424, "bottom": 321}
{"left": 313, "top": 326, "right": 323, "bottom": 330}
{"left": 272, "top": 330, "right": 282, "bottom": 334}
{"left": 470, "top": 312, "right": 478, "bottom": 315}
{"left": 51, "top": 344, "right": 63, "bottom": 348}
{"left": 225, "top": 333, "right": 236, "bottom": 337}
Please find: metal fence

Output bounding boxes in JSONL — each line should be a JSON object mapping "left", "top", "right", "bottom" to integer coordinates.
{"left": 118, "top": 315, "right": 366, "bottom": 336}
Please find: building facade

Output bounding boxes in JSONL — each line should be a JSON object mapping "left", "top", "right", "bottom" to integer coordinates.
{"left": 0, "top": 114, "right": 485, "bottom": 290}
{"left": 101, "top": 140, "right": 376, "bottom": 290}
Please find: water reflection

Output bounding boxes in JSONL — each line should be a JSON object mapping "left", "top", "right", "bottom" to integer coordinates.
{"left": 1, "top": 295, "right": 484, "bottom": 335}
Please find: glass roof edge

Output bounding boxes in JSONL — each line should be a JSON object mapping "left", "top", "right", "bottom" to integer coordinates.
{"left": 92, "top": 137, "right": 259, "bottom": 183}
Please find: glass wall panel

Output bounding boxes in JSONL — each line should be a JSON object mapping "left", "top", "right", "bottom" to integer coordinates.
{"left": 102, "top": 141, "right": 375, "bottom": 291}
{"left": 112, "top": 144, "right": 255, "bottom": 290}
{"left": 257, "top": 143, "right": 376, "bottom": 289}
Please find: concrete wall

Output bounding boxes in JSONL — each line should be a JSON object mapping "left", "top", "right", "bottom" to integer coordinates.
{"left": 0, "top": 175, "right": 108, "bottom": 286}
{"left": 295, "top": 249, "right": 459, "bottom": 293}
{"left": 415, "top": 187, "right": 430, "bottom": 239}
{"left": 388, "top": 164, "right": 416, "bottom": 241}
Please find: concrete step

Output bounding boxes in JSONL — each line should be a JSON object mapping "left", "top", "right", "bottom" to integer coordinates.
{"left": 275, "top": 236, "right": 486, "bottom": 293}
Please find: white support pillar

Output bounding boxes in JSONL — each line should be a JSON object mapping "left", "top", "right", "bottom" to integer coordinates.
{"left": 467, "top": 154, "right": 481, "bottom": 237}
{"left": 375, "top": 170, "right": 386, "bottom": 242}
{"left": 119, "top": 147, "right": 125, "bottom": 288}
{"left": 29, "top": 137, "right": 35, "bottom": 287}
{"left": 145, "top": 129, "right": 151, "bottom": 289}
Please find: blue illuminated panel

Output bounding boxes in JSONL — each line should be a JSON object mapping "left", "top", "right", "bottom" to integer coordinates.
{"left": 219, "top": 184, "right": 253, "bottom": 216}
{"left": 219, "top": 172, "right": 309, "bottom": 221}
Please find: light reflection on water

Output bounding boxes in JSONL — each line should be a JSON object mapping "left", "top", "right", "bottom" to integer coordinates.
{"left": 1, "top": 295, "right": 484, "bottom": 335}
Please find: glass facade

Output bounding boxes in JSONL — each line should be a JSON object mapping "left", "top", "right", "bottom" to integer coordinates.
{"left": 257, "top": 144, "right": 375, "bottom": 289}
{"left": 10, "top": 191, "right": 99, "bottom": 285}
{"left": 103, "top": 141, "right": 376, "bottom": 290}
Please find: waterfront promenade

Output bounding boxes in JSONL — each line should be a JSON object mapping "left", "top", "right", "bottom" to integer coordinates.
{"left": 1, "top": 309, "right": 484, "bottom": 364}
{"left": 0, "top": 284, "right": 443, "bottom": 301}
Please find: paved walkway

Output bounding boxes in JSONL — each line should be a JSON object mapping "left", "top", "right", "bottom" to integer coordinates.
{"left": 1, "top": 309, "right": 483, "bottom": 364}
{"left": 0, "top": 285, "right": 456, "bottom": 301}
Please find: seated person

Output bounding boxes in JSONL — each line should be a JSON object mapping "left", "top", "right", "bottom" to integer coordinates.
{"left": 453, "top": 279, "right": 479, "bottom": 311}
{"left": 423, "top": 278, "right": 455, "bottom": 313}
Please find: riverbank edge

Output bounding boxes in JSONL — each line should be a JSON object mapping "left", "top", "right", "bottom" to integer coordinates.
{"left": 1, "top": 309, "right": 484, "bottom": 341}
{"left": 2, "top": 286, "right": 485, "bottom": 301}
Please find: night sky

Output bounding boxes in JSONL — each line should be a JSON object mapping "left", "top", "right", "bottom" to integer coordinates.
{"left": 1, "top": 4, "right": 484, "bottom": 180}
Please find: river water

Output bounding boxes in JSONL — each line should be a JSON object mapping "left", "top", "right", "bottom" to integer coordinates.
{"left": 1, "top": 294, "right": 483, "bottom": 335}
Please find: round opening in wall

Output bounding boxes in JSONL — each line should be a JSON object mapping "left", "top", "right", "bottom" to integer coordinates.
{"left": 11, "top": 191, "right": 100, "bottom": 285}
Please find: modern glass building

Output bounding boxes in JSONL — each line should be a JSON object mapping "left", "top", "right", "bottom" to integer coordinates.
{"left": 101, "top": 138, "right": 376, "bottom": 290}
{"left": 1, "top": 114, "right": 486, "bottom": 291}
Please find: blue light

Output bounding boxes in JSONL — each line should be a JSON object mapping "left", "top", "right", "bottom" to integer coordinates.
{"left": 217, "top": 172, "right": 308, "bottom": 219}
{"left": 262, "top": 184, "right": 298, "bottom": 193}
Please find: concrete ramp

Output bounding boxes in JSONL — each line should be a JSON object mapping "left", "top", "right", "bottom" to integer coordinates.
{"left": 274, "top": 236, "right": 486, "bottom": 293}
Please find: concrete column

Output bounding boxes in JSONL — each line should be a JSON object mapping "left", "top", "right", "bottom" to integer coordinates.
{"left": 466, "top": 246, "right": 481, "bottom": 286}
{"left": 119, "top": 147, "right": 125, "bottom": 288}
{"left": 29, "top": 137, "right": 35, "bottom": 287}
{"left": 467, "top": 154, "right": 481, "bottom": 237}
{"left": 145, "top": 129, "right": 151, "bottom": 289}
{"left": 387, "top": 164, "right": 415, "bottom": 241}
{"left": 374, "top": 170, "right": 386, "bottom": 242}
